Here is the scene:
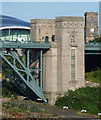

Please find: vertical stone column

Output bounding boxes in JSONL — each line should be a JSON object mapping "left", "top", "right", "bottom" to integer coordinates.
{"left": 55, "top": 17, "right": 85, "bottom": 95}
{"left": 84, "top": 12, "right": 98, "bottom": 42}
{"left": 43, "top": 42, "right": 57, "bottom": 105}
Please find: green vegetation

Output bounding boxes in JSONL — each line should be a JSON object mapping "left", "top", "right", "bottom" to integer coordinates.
{"left": 85, "top": 68, "right": 101, "bottom": 83}
{"left": 95, "top": 37, "right": 101, "bottom": 42}
{"left": 2, "top": 79, "right": 22, "bottom": 99}
{"left": 89, "top": 37, "right": 101, "bottom": 43}
{"left": 2, "top": 49, "right": 28, "bottom": 99}
{"left": 55, "top": 87, "right": 100, "bottom": 115}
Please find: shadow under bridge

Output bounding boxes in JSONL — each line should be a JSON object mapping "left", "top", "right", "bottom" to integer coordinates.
{"left": 0, "top": 41, "right": 51, "bottom": 102}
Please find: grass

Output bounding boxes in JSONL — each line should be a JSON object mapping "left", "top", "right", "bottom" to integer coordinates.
{"left": 85, "top": 69, "right": 101, "bottom": 83}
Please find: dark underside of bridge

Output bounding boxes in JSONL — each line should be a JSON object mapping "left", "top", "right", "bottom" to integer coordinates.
{"left": 85, "top": 54, "right": 101, "bottom": 72}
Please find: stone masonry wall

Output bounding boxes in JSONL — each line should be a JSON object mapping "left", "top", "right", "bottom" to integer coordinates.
{"left": 30, "top": 17, "right": 85, "bottom": 105}
{"left": 55, "top": 17, "right": 85, "bottom": 95}
{"left": 30, "top": 19, "right": 55, "bottom": 42}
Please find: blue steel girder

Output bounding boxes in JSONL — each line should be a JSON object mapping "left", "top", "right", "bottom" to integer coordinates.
{"left": 2, "top": 66, "right": 26, "bottom": 96}
{"left": 85, "top": 43, "right": 101, "bottom": 51}
{"left": 1, "top": 41, "right": 51, "bottom": 49}
{"left": 85, "top": 43, "right": 101, "bottom": 55}
{"left": 0, "top": 50, "right": 47, "bottom": 102}
{"left": 2, "top": 65, "right": 38, "bottom": 99}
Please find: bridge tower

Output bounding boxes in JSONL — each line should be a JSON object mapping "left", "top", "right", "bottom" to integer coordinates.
{"left": 55, "top": 17, "right": 85, "bottom": 96}
{"left": 30, "top": 17, "right": 85, "bottom": 105}
{"left": 84, "top": 12, "right": 98, "bottom": 42}
{"left": 30, "top": 19, "right": 57, "bottom": 105}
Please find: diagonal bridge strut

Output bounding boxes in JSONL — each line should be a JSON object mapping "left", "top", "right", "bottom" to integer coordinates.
{"left": 0, "top": 42, "right": 51, "bottom": 102}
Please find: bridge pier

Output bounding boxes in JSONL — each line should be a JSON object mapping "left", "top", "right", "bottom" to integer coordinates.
{"left": 43, "top": 42, "right": 57, "bottom": 105}
{"left": 31, "top": 17, "right": 85, "bottom": 105}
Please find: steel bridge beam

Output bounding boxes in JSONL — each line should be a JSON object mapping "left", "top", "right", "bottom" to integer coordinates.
{"left": 0, "top": 48, "right": 47, "bottom": 102}
{"left": 1, "top": 41, "right": 51, "bottom": 49}
{"left": 40, "top": 50, "right": 43, "bottom": 89}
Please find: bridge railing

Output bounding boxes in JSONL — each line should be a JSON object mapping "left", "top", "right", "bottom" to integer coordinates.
{"left": 85, "top": 42, "right": 101, "bottom": 45}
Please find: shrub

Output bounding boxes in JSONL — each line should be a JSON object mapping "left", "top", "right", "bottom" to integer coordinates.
{"left": 55, "top": 87, "right": 100, "bottom": 115}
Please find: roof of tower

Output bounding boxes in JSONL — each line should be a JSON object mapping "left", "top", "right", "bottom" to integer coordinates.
{"left": 84, "top": 12, "right": 98, "bottom": 16}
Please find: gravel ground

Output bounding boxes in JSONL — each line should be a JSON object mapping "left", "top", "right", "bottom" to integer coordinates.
{"left": 2, "top": 99, "right": 100, "bottom": 119}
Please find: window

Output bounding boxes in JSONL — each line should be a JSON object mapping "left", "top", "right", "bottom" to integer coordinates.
{"left": 71, "top": 64, "right": 75, "bottom": 68}
{"left": 45, "top": 36, "right": 49, "bottom": 42}
{"left": 52, "top": 35, "right": 55, "bottom": 42}
{"left": 71, "top": 49, "right": 75, "bottom": 81}
{"left": 71, "top": 35, "right": 75, "bottom": 43}
{"left": 71, "top": 56, "right": 75, "bottom": 60}
{"left": 42, "top": 36, "right": 44, "bottom": 40}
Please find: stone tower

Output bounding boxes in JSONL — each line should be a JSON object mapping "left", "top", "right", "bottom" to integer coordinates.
{"left": 30, "top": 19, "right": 55, "bottom": 42}
{"left": 84, "top": 12, "right": 98, "bottom": 42}
{"left": 30, "top": 17, "right": 85, "bottom": 105}
{"left": 55, "top": 17, "right": 85, "bottom": 95}
{"left": 30, "top": 19, "right": 57, "bottom": 105}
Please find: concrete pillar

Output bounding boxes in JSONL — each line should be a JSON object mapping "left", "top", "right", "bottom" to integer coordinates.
{"left": 55, "top": 17, "right": 85, "bottom": 95}
{"left": 30, "top": 17, "right": 85, "bottom": 105}
{"left": 43, "top": 42, "right": 57, "bottom": 105}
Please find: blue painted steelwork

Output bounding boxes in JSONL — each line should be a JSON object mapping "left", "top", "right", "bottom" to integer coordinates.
{"left": 1, "top": 39, "right": 101, "bottom": 102}
{"left": 0, "top": 42, "right": 50, "bottom": 102}
{"left": 40, "top": 50, "right": 43, "bottom": 89}
{"left": 1, "top": 41, "right": 51, "bottom": 49}
{"left": 85, "top": 43, "right": 101, "bottom": 54}
{"left": 2, "top": 66, "right": 26, "bottom": 96}
{"left": 85, "top": 53, "right": 101, "bottom": 55}
{"left": 26, "top": 49, "right": 29, "bottom": 81}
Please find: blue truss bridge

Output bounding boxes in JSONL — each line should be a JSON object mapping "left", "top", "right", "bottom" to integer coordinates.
{"left": 85, "top": 42, "right": 101, "bottom": 55}
{"left": 0, "top": 40, "right": 101, "bottom": 102}
{"left": 0, "top": 40, "right": 51, "bottom": 102}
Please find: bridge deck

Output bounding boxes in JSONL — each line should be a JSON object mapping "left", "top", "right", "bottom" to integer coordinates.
{"left": 85, "top": 43, "right": 101, "bottom": 51}
{"left": 85, "top": 43, "right": 101, "bottom": 54}
{"left": 0, "top": 41, "right": 51, "bottom": 49}
{"left": 0, "top": 41, "right": 101, "bottom": 54}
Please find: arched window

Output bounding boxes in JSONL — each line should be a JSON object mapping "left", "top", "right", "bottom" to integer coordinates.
{"left": 71, "top": 35, "right": 75, "bottom": 43}
{"left": 45, "top": 36, "right": 49, "bottom": 42}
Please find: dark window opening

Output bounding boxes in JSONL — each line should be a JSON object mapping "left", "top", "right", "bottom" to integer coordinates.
{"left": 52, "top": 35, "right": 55, "bottom": 42}
{"left": 45, "top": 36, "right": 49, "bottom": 42}
{"left": 42, "top": 36, "right": 44, "bottom": 40}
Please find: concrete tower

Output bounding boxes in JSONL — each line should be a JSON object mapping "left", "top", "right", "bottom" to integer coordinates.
{"left": 55, "top": 17, "right": 85, "bottom": 95}
{"left": 30, "top": 19, "right": 57, "bottom": 105}
{"left": 84, "top": 12, "right": 98, "bottom": 42}
{"left": 30, "top": 17, "right": 85, "bottom": 105}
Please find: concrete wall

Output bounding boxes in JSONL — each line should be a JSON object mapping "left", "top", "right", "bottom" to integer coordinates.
{"left": 30, "top": 19, "right": 55, "bottom": 42}
{"left": 55, "top": 17, "right": 85, "bottom": 96}
{"left": 43, "top": 42, "right": 57, "bottom": 105}
{"left": 30, "top": 19, "right": 57, "bottom": 105}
